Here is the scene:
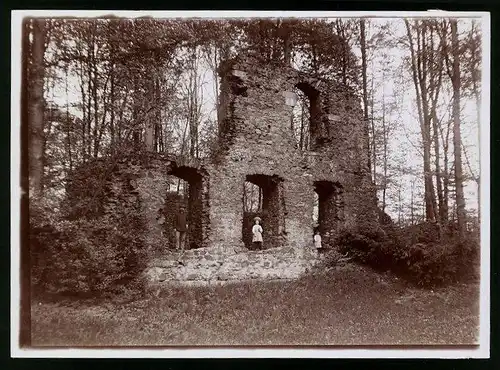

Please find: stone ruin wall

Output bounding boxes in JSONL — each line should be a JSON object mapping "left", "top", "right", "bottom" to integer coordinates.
{"left": 88, "top": 153, "right": 210, "bottom": 254}
{"left": 207, "top": 55, "right": 377, "bottom": 252}
{"left": 147, "top": 55, "right": 377, "bottom": 285}
{"left": 66, "top": 55, "right": 377, "bottom": 285}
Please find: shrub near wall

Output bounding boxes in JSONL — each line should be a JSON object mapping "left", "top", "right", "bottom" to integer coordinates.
{"left": 30, "top": 207, "right": 147, "bottom": 298}
{"left": 334, "top": 223, "right": 479, "bottom": 287}
{"left": 64, "top": 158, "right": 113, "bottom": 220}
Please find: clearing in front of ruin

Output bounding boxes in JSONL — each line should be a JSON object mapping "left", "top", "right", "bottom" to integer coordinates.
{"left": 31, "top": 263, "right": 479, "bottom": 346}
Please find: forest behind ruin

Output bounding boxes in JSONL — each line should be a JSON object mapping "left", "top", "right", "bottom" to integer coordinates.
{"left": 23, "top": 17, "right": 483, "bottom": 298}
{"left": 25, "top": 18, "right": 482, "bottom": 229}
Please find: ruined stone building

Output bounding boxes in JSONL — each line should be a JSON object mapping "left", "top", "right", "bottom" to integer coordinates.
{"left": 208, "top": 54, "right": 377, "bottom": 251}
{"left": 69, "top": 54, "right": 377, "bottom": 283}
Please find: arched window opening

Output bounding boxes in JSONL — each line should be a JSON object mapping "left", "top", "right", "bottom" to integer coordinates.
{"left": 290, "top": 87, "right": 311, "bottom": 151}
{"left": 290, "top": 82, "right": 325, "bottom": 151}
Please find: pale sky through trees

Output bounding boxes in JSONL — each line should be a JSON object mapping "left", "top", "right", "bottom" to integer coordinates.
{"left": 46, "top": 14, "right": 483, "bottom": 222}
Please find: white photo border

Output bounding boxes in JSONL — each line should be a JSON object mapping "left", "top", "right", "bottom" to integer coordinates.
{"left": 10, "top": 9, "right": 491, "bottom": 359}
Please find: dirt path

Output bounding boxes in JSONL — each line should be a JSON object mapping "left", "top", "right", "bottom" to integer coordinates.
{"left": 31, "top": 263, "right": 479, "bottom": 346}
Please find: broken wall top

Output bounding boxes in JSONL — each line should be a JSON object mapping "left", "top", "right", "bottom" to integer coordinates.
{"left": 216, "top": 53, "right": 369, "bottom": 175}
{"left": 218, "top": 53, "right": 363, "bottom": 104}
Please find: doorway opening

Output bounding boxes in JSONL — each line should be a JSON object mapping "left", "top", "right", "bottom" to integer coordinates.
{"left": 161, "top": 165, "right": 204, "bottom": 250}
{"left": 313, "top": 181, "right": 344, "bottom": 245}
{"left": 242, "top": 174, "right": 285, "bottom": 249}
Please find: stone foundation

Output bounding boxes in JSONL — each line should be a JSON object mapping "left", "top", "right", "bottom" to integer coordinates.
{"left": 144, "top": 245, "right": 319, "bottom": 285}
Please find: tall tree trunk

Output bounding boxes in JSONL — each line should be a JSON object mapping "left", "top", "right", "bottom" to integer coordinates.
{"left": 249, "top": 184, "right": 255, "bottom": 211}
{"left": 430, "top": 23, "right": 446, "bottom": 224}
{"left": 194, "top": 63, "right": 200, "bottom": 158}
{"left": 370, "top": 65, "right": 376, "bottom": 187}
{"left": 271, "top": 19, "right": 282, "bottom": 62}
{"left": 29, "top": 18, "right": 46, "bottom": 197}
{"left": 64, "top": 65, "right": 73, "bottom": 172}
{"left": 213, "top": 46, "right": 222, "bottom": 134}
{"left": 432, "top": 109, "right": 445, "bottom": 223}
{"left": 243, "top": 184, "right": 248, "bottom": 211}
{"left": 381, "top": 76, "right": 388, "bottom": 213}
{"left": 258, "top": 186, "right": 262, "bottom": 212}
{"left": 86, "top": 40, "right": 92, "bottom": 159}
{"left": 422, "top": 114, "right": 437, "bottom": 221}
{"left": 283, "top": 28, "right": 292, "bottom": 65}
{"left": 109, "top": 62, "right": 115, "bottom": 154}
{"left": 117, "top": 88, "right": 129, "bottom": 147}
{"left": 91, "top": 26, "right": 100, "bottom": 158}
{"left": 359, "top": 19, "right": 372, "bottom": 174}
{"left": 405, "top": 20, "right": 437, "bottom": 221}
{"left": 439, "top": 116, "right": 452, "bottom": 224}
{"left": 335, "top": 20, "right": 348, "bottom": 85}
{"left": 158, "top": 78, "right": 164, "bottom": 153}
{"left": 144, "top": 78, "right": 155, "bottom": 151}
{"left": 187, "top": 53, "right": 198, "bottom": 158}
{"left": 78, "top": 61, "right": 88, "bottom": 162}
{"left": 132, "top": 75, "right": 141, "bottom": 149}
{"left": 442, "top": 126, "right": 450, "bottom": 224}
{"left": 155, "top": 76, "right": 161, "bottom": 152}
{"left": 419, "top": 23, "right": 438, "bottom": 222}
{"left": 450, "top": 20, "right": 467, "bottom": 237}
{"left": 442, "top": 152, "right": 450, "bottom": 223}
{"left": 470, "top": 20, "right": 481, "bottom": 223}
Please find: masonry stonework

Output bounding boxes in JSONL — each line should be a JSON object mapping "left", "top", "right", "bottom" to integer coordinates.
{"left": 207, "top": 55, "right": 377, "bottom": 251}
{"left": 67, "top": 54, "right": 377, "bottom": 285}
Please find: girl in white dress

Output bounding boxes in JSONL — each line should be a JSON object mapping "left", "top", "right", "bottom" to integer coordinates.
{"left": 314, "top": 229, "right": 322, "bottom": 250}
{"left": 252, "top": 217, "right": 263, "bottom": 250}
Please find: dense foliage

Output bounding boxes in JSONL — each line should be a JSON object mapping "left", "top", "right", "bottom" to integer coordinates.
{"left": 334, "top": 223, "right": 479, "bottom": 287}
{"left": 30, "top": 192, "right": 147, "bottom": 298}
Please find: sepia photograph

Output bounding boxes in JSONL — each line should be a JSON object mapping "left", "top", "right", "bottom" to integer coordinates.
{"left": 11, "top": 10, "right": 490, "bottom": 357}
